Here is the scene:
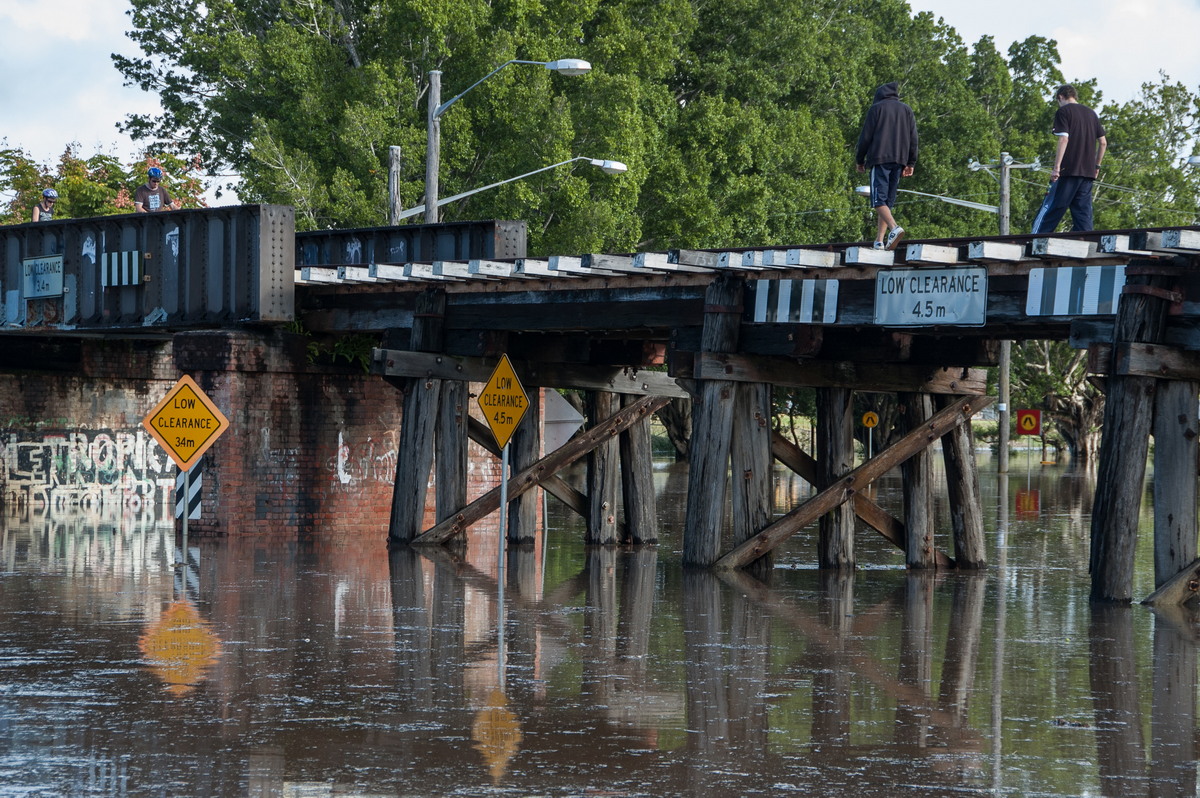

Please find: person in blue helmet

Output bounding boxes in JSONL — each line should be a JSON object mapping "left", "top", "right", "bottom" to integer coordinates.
{"left": 134, "top": 166, "right": 182, "bottom": 212}
{"left": 32, "top": 188, "right": 58, "bottom": 221}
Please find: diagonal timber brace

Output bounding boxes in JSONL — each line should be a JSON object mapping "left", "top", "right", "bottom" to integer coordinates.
{"left": 770, "top": 432, "right": 954, "bottom": 568}
{"left": 715, "top": 394, "right": 993, "bottom": 570}
{"left": 413, "top": 394, "right": 671, "bottom": 544}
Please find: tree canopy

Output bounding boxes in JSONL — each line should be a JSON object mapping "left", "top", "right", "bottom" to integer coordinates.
{"left": 107, "top": 0, "right": 1200, "bottom": 248}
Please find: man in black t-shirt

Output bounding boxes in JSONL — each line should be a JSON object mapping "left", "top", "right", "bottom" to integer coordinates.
{"left": 1032, "top": 84, "right": 1107, "bottom": 233}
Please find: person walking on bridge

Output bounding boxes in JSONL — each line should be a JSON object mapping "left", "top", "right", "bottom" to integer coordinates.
{"left": 1032, "top": 84, "right": 1107, "bottom": 233}
{"left": 856, "top": 81, "right": 918, "bottom": 251}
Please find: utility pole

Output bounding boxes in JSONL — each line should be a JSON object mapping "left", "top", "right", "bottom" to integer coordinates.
{"left": 388, "top": 146, "right": 403, "bottom": 225}
{"left": 425, "top": 70, "right": 442, "bottom": 224}
{"left": 970, "top": 151, "right": 1037, "bottom": 472}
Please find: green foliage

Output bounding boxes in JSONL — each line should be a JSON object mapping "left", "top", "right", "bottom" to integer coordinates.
{"left": 0, "top": 147, "right": 210, "bottom": 225}
{"left": 111, "top": 0, "right": 1200, "bottom": 250}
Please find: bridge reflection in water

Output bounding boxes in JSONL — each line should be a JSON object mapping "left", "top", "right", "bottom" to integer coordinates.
{"left": 0, "top": 460, "right": 1196, "bottom": 796}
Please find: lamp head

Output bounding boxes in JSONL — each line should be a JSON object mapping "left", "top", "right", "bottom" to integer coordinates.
{"left": 967, "top": 158, "right": 982, "bottom": 171}
{"left": 545, "top": 59, "right": 591, "bottom": 75}
{"left": 1187, "top": 155, "right": 1200, "bottom": 166}
{"left": 854, "top": 185, "right": 870, "bottom": 197}
{"left": 589, "top": 159, "right": 627, "bottom": 174}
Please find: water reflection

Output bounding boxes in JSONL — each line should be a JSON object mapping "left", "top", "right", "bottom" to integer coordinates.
{"left": 0, "top": 461, "right": 1197, "bottom": 796}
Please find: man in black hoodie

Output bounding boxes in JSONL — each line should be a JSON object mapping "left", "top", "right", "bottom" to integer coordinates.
{"left": 856, "top": 82, "right": 919, "bottom": 250}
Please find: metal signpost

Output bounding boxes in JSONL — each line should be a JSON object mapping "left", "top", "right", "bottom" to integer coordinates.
{"left": 1015, "top": 409, "right": 1041, "bottom": 490}
{"left": 477, "top": 354, "right": 530, "bottom": 688}
{"left": 142, "top": 375, "right": 231, "bottom": 569}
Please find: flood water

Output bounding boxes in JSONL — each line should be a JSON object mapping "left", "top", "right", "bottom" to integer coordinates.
{"left": 2, "top": 452, "right": 1197, "bottom": 797}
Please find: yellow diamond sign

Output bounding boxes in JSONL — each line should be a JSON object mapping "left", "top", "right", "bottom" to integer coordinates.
{"left": 478, "top": 354, "right": 529, "bottom": 449}
{"left": 143, "top": 375, "right": 231, "bottom": 470}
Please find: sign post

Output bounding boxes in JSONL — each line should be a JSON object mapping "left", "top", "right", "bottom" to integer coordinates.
{"left": 1015, "top": 409, "right": 1041, "bottom": 486}
{"left": 862, "top": 411, "right": 879, "bottom": 461}
{"left": 477, "top": 354, "right": 529, "bottom": 686}
{"left": 142, "top": 375, "right": 231, "bottom": 569}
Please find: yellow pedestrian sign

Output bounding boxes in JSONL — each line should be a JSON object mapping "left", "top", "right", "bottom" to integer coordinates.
{"left": 143, "top": 375, "right": 231, "bottom": 470}
{"left": 862, "top": 411, "right": 879, "bottom": 428}
{"left": 478, "top": 354, "right": 529, "bottom": 449}
{"left": 1016, "top": 409, "right": 1041, "bottom": 436}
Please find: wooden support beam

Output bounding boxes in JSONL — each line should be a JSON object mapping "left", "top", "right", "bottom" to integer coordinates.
{"left": 769, "top": 433, "right": 953, "bottom": 567}
{"left": 1152, "top": 379, "right": 1198, "bottom": 587}
{"left": 715, "top": 395, "right": 992, "bottom": 570}
{"left": 413, "top": 395, "right": 670, "bottom": 544}
{"left": 1087, "top": 342, "right": 1200, "bottom": 381}
{"left": 901, "top": 392, "right": 937, "bottom": 569}
{"left": 731, "top": 383, "right": 774, "bottom": 573}
{"left": 373, "top": 349, "right": 690, "bottom": 398}
{"left": 435, "top": 380, "right": 468, "bottom": 523}
{"left": 1090, "top": 260, "right": 1175, "bottom": 602}
{"left": 817, "top": 387, "right": 855, "bottom": 569}
{"left": 619, "top": 393, "right": 658, "bottom": 543}
{"left": 937, "top": 394, "right": 986, "bottom": 568}
{"left": 587, "top": 391, "right": 621, "bottom": 544}
{"left": 465, "top": 416, "right": 621, "bottom": 536}
{"left": 684, "top": 276, "right": 743, "bottom": 566}
{"left": 507, "top": 389, "right": 541, "bottom": 543}
{"left": 686, "top": 352, "right": 988, "bottom": 394}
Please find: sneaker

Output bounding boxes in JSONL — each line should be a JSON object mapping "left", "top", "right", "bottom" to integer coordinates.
{"left": 885, "top": 226, "right": 905, "bottom": 251}
{"left": 872, "top": 241, "right": 885, "bottom": 250}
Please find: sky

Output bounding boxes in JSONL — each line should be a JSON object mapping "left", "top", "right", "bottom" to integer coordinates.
{"left": 2, "top": 0, "right": 1199, "bottom": 206}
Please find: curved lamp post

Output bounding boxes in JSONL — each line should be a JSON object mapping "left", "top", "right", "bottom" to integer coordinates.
{"left": 399, "top": 157, "right": 627, "bottom": 222}
{"left": 854, "top": 185, "right": 999, "bottom": 214}
{"left": 426, "top": 59, "right": 592, "bottom": 223}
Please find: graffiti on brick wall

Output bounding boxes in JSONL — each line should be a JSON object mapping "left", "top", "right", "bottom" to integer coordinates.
{"left": 329, "top": 430, "right": 399, "bottom": 488}
{"left": 0, "top": 430, "right": 176, "bottom": 517}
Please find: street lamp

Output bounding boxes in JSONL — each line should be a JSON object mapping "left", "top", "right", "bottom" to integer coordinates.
{"left": 853, "top": 185, "right": 999, "bottom": 214}
{"left": 425, "top": 58, "right": 592, "bottom": 223}
{"left": 397, "top": 157, "right": 627, "bottom": 221}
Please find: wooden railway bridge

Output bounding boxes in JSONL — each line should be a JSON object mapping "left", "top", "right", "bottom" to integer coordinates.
{"left": 3, "top": 207, "right": 1200, "bottom": 604}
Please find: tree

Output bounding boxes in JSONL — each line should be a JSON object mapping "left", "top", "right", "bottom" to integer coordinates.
{"left": 1011, "top": 340, "right": 1103, "bottom": 465}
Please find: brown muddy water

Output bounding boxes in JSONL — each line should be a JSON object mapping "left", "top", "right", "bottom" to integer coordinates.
{"left": 1, "top": 453, "right": 1197, "bottom": 797}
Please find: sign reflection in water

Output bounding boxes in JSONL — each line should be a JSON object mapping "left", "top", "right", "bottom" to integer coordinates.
{"left": 0, "top": 459, "right": 1198, "bottom": 796}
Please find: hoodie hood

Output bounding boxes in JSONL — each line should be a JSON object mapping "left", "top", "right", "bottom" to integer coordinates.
{"left": 874, "top": 82, "right": 899, "bottom": 102}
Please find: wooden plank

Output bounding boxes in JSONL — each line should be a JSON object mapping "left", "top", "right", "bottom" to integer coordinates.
{"left": 778, "top": 248, "right": 837, "bottom": 269}
{"left": 373, "top": 349, "right": 691, "bottom": 397}
{"left": 369, "top": 263, "right": 418, "bottom": 281}
{"left": 549, "top": 255, "right": 614, "bottom": 277}
{"left": 714, "top": 394, "right": 993, "bottom": 570}
{"left": 938, "top": 394, "right": 986, "bottom": 568}
{"left": 770, "top": 432, "right": 954, "bottom": 567}
{"left": 640, "top": 251, "right": 709, "bottom": 273}
{"left": 1088, "top": 342, "right": 1200, "bottom": 381}
{"left": 1031, "top": 238, "right": 1095, "bottom": 259}
{"left": 1142, "top": 556, "right": 1200, "bottom": 606}
{"left": 684, "top": 275, "right": 743, "bottom": 566}
{"left": 581, "top": 253, "right": 642, "bottom": 274}
{"left": 901, "top": 392, "right": 936, "bottom": 569}
{"left": 1099, "top": 235, "right": 1151, "bottom": 256}
{"left": 690, "top": 352, "right": 988, "bottom": 394}
{"left": 843, "top": 246, "right": 894, "bottom": 266}
{"left": 816, "top": 387, "right": 855, "bottom": 568}
{"left": 515, "top": 258, "right": 555, "bottom": 278}
{"left": 672, "top": 249, "right": 732, "bottom": 269}
{"left": 587, "top": 391, "right": 621, "bottom": 544}
{"left": 300, "top": 266, "right": 340, "bottom": 283}
{"left": 432, "top": 260, "right": 475, "bottom": 280}
{"left": 904, "top": 244, "right": 961, "bottom": 265}
{"left": 1161, "top": 229, "right": 1200, "bottom": 250}
{"left": 469, "top": 259, "right": 519, "bottom": 278}
{"left": 619, "top": 393, "right": 658, "bottom": 543}
{"left": 413, "top": 394, "right": 670, "bottom": 544}
{"left": 1152, "top": 379, "right": 1198, "bottom": 587}
{"left": 405, "top": 262, "right": 459, "bottom": 281}
{"left": 967, "top": 241, "right": 1025, "bottom": 261}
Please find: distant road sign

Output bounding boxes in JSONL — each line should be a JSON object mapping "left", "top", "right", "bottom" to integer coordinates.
{"left": 478, "top": 355, "right": 529, "bottom": 449}
{"left": 862, "top": 411, "right": 879, "bottom": 429}
{"left": 1016, "top": 409, "right": 1042, "bottom": 436}
{"left": 143, "top": 375, "right": 230, "bottom": 470}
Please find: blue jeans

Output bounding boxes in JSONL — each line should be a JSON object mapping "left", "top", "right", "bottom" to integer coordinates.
{"left": 1032, "top": 176, "right": 1094, "bottom": 233}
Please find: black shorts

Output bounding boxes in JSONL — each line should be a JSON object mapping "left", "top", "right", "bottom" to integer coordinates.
{"left": 869, "top": 163, "right": 904, "bottom": 208}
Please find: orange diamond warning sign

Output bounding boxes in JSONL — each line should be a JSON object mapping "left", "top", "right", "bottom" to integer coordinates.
{"left": 478, "top": 354, "right": 529, "bottom": 450}
{"left": 143, "top": 375, "right": 231, "bottom": 470}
